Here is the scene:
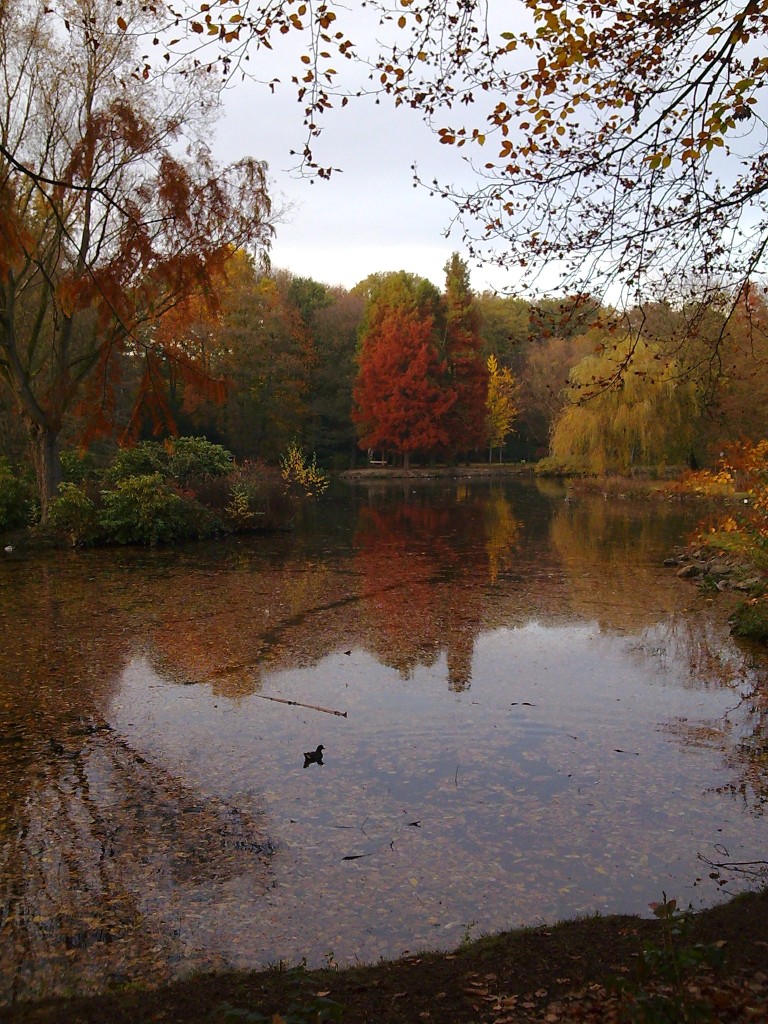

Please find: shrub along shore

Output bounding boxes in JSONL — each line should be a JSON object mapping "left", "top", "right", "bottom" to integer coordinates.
{"left": 0, "top": 437, "right": 329, "bottom": 549}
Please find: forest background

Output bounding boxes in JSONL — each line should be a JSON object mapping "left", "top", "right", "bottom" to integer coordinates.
{"left": 4, "top": 247, "right": 766, "bottom": 478}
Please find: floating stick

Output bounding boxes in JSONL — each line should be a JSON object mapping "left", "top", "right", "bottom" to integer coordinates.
{"left": 253, "top": 693, "right": 348, "bottom": 717}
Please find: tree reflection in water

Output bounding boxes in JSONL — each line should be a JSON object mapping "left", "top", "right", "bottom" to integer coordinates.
{"left": 143, "top": 482, "right": 524, "bottom": 694}
{"left": 355, "top": 501, "right": 478, "bottom": 689}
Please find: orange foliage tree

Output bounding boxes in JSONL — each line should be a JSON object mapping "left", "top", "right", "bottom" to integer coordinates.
{"left": 353, "top": 303, "right": 456, "bottom": 467}
{"left": 710, "top": 440, "right": 768, "bottom": 544}
{"left": 353, "top": 265, "right": 494, "bottom": 466}
{"left": 143, "top": 259, "right": 236, "bottom": 435}
{"left": 0, "top": 0, "right": 273, "bottom": 517}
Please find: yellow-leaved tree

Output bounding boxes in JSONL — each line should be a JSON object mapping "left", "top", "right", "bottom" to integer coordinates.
{"left": 485, "top": 354, "right": 519, "bottom": 463}
{"left": 549, "top": 338, "right": 700, "bottom": 475}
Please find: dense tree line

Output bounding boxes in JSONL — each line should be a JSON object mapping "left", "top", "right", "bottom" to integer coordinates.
{"left": 6, "top": 239, "right": 768, "bottom": 499}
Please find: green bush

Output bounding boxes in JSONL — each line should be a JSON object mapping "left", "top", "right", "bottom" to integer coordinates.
{"left": 60, "top": 448, "right": 99, "bottom": 485}
{"left": 0, "top": 457, "right": 33, "bottom": 531}
{"left": 104, "top": 437, "right": 234, "bottom": 490}
{"left": 176, "top": 494, "right": 220, "bottom": 541}
{"left": 46, "top": 483, "right": 100, "bottom": 546}
{"left": 104, "top": 442, "right": 166, "bottom": 484}
{"left": 164, "top": 436, "right": 233, "bottom": 487}
{"left": 98, "top": 473, "right": 215, "bottom": 546}
{"left": 731, "top": 596, "right": 768, "bottom": 644}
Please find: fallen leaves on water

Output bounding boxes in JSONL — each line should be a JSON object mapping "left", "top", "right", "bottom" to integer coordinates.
{"left": 0, "top": 716, "right": 274, "bottom": 1002}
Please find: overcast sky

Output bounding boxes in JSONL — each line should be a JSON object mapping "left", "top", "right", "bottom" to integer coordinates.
{"left": 214, "top": 34, "right": 522, "bottom": 296}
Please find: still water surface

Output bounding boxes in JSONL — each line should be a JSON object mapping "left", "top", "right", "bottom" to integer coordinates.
{"left": 1, "top": 477, "right": 766, "bottom": 1001}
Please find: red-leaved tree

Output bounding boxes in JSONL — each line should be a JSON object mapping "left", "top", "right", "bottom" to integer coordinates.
{"left": 353, "top": 305, "right": 456, "bottom": 468}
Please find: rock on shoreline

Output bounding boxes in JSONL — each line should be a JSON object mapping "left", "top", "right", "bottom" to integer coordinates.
{"left": 664, "top": 549, "right": 763, "bottom": 592}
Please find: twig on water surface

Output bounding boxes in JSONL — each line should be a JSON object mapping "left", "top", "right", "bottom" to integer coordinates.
{"left": 253, "top": 693, "right": 348, "bottom": 717}
{"left": 698, "top": 852, "right": 768, "bottom": 879}
{"left": 455, "top": 764, "right": 460, "bottom": 790}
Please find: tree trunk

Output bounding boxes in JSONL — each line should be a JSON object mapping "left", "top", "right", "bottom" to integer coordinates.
{"left": 29, "top": 422, "right": 62, "bottom": 522}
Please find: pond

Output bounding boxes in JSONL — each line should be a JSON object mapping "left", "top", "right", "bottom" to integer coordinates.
{"left": 1, "top": 476, "right": 766, "bottom": 1002}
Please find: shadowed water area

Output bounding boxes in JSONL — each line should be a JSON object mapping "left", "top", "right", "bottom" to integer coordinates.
{"left": 1, "top": 477, "right": 767, "bottom": 1003}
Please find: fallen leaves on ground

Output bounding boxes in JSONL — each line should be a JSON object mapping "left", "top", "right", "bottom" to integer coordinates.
{"left": 481, "top": 965, "right": 768, "bottom": 1023}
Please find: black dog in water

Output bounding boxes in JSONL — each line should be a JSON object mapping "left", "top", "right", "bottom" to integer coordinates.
{"left": 303, "top": 744, "right": 324, "bottom": 768}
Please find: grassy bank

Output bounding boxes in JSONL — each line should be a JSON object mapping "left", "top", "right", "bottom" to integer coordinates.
{"left": 3, "top": 890, "right": 767, "bottom": 1024}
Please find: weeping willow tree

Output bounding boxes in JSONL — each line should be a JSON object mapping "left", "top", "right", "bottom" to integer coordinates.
{"left": 549, "top": 337, "right": 700, "bottom": 475}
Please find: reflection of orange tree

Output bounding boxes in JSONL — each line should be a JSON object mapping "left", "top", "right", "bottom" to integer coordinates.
{"left": 144, "top": 559, "right": 352, "bottom": 697}
{"left": 354, "top": 497, "right": 490, "bottom": 690}
{"left": 145, "top": 493, "right": 519, "bottom": 694}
